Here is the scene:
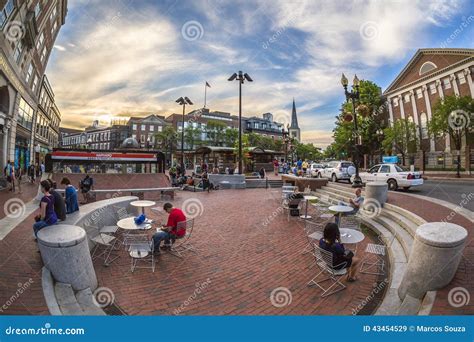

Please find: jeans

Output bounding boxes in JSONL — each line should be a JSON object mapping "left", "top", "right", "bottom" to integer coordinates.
{"left": 33, "top": 220, "right": 50, "bottom": 237}
{"left": 152, "top": 230, "right": 171, "bottom": 250}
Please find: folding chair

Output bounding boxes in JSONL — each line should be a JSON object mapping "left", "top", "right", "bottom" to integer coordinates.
{"left": 128, "top": 235, "right": 155, "bottom": 272}
{"left": 302, "top": 220, "right": 324, "bottom": 255}
{"left": 90, "top": 226, "right": 120, "bottom": 267}
{"left": 308, "top": 244, "right": 347, "bottom": 297}
{"left": 360, "top": 233, "right": 396, "bottom": 275}
{"left": 113, "top": 205, "right": 134, "bottom": 220}
{"left": 169, "top": 218, "right": 196, "bottom": 258}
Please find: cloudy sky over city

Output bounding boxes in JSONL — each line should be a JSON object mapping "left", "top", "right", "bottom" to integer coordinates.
{"left": 47, "top": 0, "right": 474, "bottom": 147}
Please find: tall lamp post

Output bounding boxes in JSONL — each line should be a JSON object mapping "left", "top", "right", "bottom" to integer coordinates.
{"left": 176, "top": 97, "right": 193, "bottom": 170}
{"left": 282, "top": 124, "right": 290, "bottom": 163}
{"left": 376, "top": 128, "right": 384, "bottom": 164}
{"left": 341, "top": 73, "right": 363, "bottom": 188}
{"left": 228, "top": 71, "right": 253, "bottom": 174}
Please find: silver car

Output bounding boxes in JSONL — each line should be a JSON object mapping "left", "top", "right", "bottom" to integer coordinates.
{"left": 318, "top": 161, "right": 356, "bottom": 182}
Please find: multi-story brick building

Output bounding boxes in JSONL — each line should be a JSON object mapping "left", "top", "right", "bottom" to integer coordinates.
{"left": 0, "top": 0, "right": 67, "bottom": 171}
{"left": 128, "top": 114, "right": 168, "bottom": 149}
{"left": 244, "top": 112, "right": 284, "bottom": 140}
{"left": 34, "top": 74, "right": 60, "bottom": 165}
{"left": 383, "top": 48, "right": 473, "bottom": 172}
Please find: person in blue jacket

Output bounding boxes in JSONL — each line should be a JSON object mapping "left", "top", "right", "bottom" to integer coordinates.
{"left": 61, "top": 177, "right": 79, "bottom": 214}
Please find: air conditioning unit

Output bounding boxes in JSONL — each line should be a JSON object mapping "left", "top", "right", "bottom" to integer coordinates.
{"left": 22, "top": 11, "right": 39, "bottom": 49}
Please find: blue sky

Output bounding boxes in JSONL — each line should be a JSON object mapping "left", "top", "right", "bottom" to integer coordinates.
{"left": 47, "top": 0, "right": 474, "bottom": 147}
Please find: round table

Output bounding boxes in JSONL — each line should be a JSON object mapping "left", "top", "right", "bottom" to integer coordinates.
{"left": 131, "top": 200, "right": 156, "bottom": 214}
{"left": 338, "top": 228, "right": 365, "bottom": 244}
{"left": 329, "top": 205, "right": 354, "bottom": 226}
{"left": 117, "top": 217, "right": 152, "bottom": 257}
{"left": 117, "top": 217, "right": 152, "bottom": 231}
{"left": 301, "top": 195, "right": 318, "bottom": 220}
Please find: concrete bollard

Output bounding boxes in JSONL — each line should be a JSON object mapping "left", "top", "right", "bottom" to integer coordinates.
{"left": 398, "top": 222, "right": 467, "bottom": 300}
{"left": 365, "top": 182, "right": 388, "bottom": 207}
{"left": 37, "top": 224, "right": 98, "bottom": 291}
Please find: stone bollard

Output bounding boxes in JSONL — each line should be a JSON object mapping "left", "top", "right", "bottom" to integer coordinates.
{"left": 398, "top": 222, "right": 467, "bottom": 300}
{"left": 37, "top": 224, "right": 98, "bottom": 291}
{"left": 364, "top": 182, "right": 388, "bottom": 207}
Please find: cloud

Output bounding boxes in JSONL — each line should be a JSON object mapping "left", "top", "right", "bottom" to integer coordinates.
{"left": 48, "top": 0, "right": 470, "bottom": 147}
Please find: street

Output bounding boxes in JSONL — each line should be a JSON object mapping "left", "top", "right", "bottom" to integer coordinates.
{"left": 406, "top": 180, "right": 474, "bottom": 212}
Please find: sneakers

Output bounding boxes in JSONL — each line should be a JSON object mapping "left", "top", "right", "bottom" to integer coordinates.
{"left": 160, "top": 244, "right": 171, "bottom": 251}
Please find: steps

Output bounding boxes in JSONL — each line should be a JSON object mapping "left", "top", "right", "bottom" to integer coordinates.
{"left": 245, "top": 179, "right": 284, "bottom": 189}
{"left": 312, "top": 182, "right": 432, "bottom": 315}
{"left": 42, "top": 267, "right": 106, "bottom": 316}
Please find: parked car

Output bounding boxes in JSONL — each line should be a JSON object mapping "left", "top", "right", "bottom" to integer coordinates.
{"left": 317, "top": 161, "right": 356, "bottom": 182}
{"left": 351, "top": 163, "right": 423, "bottom": 190}
{"left": 307, "top": 163, "right": 324, "bottom": 177}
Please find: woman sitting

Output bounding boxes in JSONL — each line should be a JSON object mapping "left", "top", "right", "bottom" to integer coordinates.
{"left": 33, "top": 180, "right": 58, "bottom": 237}
{"left": 61, "top": 177, "right": 79, "bottom": 214}
{"left": 319, "top": 222, "right": 359, "bottom": 282}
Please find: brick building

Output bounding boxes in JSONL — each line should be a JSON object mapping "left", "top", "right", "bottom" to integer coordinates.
{"left": 128, "top": 114, "right": 168, "bottom": 149}
{"left": 0, "top": 0, "right": 67, "bottom": 172}
{"left": 383, "top": 48, "right": 473, "bottom": 172}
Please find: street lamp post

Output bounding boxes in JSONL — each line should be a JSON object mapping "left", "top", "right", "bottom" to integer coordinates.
{"left": 228, "top": 71, "right": 253, "bottom": 175}
{"left": 376, "top": 128, "right": 384, "bottom": 164}
{"left": 176, "top": 97, "right": 193, "bottom": 171}
{"left": 341, "top": 73, "right": 363, "bottom": 188}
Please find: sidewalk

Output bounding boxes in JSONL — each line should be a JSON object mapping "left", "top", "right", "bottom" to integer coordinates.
{"left": 0, "top": 179, "right": 40, "bottom": 220}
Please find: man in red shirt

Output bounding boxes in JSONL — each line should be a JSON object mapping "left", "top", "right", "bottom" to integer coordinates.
{"left": 152, "top": 203, "right": 187, "bottom": 254}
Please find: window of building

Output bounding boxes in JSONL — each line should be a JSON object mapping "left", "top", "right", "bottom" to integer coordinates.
{"left": 25, "top": 63, "right": 33, "bottom": 83}
{"left": 254, "top": 122, "right": 259, "bottom": 129}
{"left": 51, "top": 20, "right": 58, "bottom": 34}
{"left": 35, "top": 2, "right": 41, "bottom": 17}
{"left": 13, "top": 41, "right": 23, "bottom": 63}
{"left": 141, "top": 124, "right": 146, "bottom": 131}
{"left": 132, "top": 124, "right": 137, "bottom": 130}
{"left": 420, "top": 113, "right": 428, "bottom": 139}
{"left": 158, "top": 125, "right": 162, "bottom": 132}
{"left": 393, "top": 98, "right": 398, "bottom": 107}
{"left": 18, "top": 98, "right": 34, "bottom": 130}
{"left": 443, "top": 78, "right": 451, "bottom": 89}
{"left": 32, "top": 74, "right": 38, "bottom": 93}
{"left": 416, "top": 88, "right": 423, "bottom": 99}
{"left": 50, "top": 5, "right": 57, "bottom": 21}
{"left": 404, "top": 94, "right": 410, "bottom": 103}
{"left": 36, "top": 32, "right": 44, "bottom": 50}
{"left": 457, "top": 72, "right": 466, "bottom": 84}
{"left": 429, "top": 83, "right": 436, "bottom": 94}
{"left": 149, "top": 125, "right": 154, "bottom": 132}
{"left": 0, "top": 0, "right": 14, "bottom": 28}
{"left": 40, "top": 46, "right": 47, "bottom": 62}
{"left": 419, "top": 61, "right": 437, "bottom": 75}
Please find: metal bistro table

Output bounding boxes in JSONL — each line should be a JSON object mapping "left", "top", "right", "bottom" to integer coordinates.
{"left": 309, "top": 227, "right": 365, "bottom": 251}
{"left": 117, "top": 217, "right": 153, "bottom": 257}
{"left": 329, "top": 205, "right": 354, "bottom": 226}
{"left": 300, "top": 195, "right": 318, "bottom": 220}
{"left": 131, "top": 200, "right": 156, "bottom": 215}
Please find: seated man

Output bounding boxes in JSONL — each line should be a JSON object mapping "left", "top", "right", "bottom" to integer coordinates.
{"left": 152, "top": 203, "right": 187, "bottom": 254}
{"left": 47, "top": 179, "right": 67, "bottom": 221}
{"left": 335, "top": 188, "right": 364, "bottom": 225}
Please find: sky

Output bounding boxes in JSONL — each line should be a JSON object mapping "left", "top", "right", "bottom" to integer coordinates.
{"left": 47, "top": 0, "right": 474, "bottom": 148}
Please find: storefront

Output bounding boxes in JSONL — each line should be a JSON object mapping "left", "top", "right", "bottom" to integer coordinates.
{"left": 14, "top": 135, "right": 30, "bottom": 171}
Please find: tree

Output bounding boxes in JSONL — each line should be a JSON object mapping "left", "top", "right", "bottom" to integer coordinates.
{"left": 206, "top": 120, "right": 227, "bottom": 146}
{"left": 429, "top": 95, "right": 474, "bottom": 177}
{"left": 223, "top": 128, "right": 238, "bottom": 147}
{"left": 154, "top": 126, "right": 177, "bottom": 165}
{"left": 382, "top": 119, "right": 418, "bottom": 165}
{"left": 295, "top": 142, "right": 323, "bottom": 160}
{"left": 184, "top": 126, "right": 202, "bottom": 150}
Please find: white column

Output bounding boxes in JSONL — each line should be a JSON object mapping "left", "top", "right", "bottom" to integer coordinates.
{"left": 398, "top": 95, "right": 405, "bottom": 119}
{"left": 464, "top": 68, "right": 474, "bottom": 97}
{"left": 450, "top": 74, "right": 460, "bottom": 96}
{"left": 2, "top": 122, "right": 9, "bottom": 168}
{"left": 421, "top": 85, "right": 435, "bottom": 152}
{"left": 436, "top": 80, "right": 444, "bottom": 99}
{"left": 409, "top": 90, "right": 419, "bottom": 125}
{"left": 436, "top": 79, "right": 450, "bottom": 152}
{"left": 387, "top": 99, "right": 394, "bottom": 126}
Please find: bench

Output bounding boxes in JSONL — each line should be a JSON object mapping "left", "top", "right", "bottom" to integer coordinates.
{"left": 55, "top": 187, "right": 181, "bottom": 201}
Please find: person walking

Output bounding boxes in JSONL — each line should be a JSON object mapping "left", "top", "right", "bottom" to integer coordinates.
{"left": 28, "top": 164, "right": 36, "bottom": 183}
{"left": 15, "top": 166, "right": 22, "bottom": 194}
{"left": 273, "top": 159, "right": 279, "bottom": 176}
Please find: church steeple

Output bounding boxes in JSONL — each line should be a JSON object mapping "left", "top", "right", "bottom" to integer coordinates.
{"left": 290, "top": 98, "right": 299, "bottom": 129}
{"left": 289, "top": 98, "right": 301, "bottom": 142}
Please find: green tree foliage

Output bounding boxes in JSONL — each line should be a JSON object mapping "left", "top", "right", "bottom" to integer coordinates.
{"left": 154, "top": 126, "right": 177, "bottom": 150}
{"left": 429, "top": 95, "right": 474, "bottom": 177}
{"left": 184, "top": 126, "right": 202, "bottom": 150}
{"left": 206, "top": 120, "right": 227, "bottom": 146}
{"left": 381, "top": 119, "right": 418, "bottom": 165}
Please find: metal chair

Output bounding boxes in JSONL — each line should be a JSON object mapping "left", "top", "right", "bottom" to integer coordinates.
{"left": 89, "top": 226, "right": 120, "bottom": 266}
{"left": 308, "top": 244, "right": 347, "bottom": 297}
{"left": 360, "top": 233, "right": 396, "bottom": 275}
{"left": 113, "top": 205, "right": 133, "bottom": 220}
{"left": 302, "top": 220, "right": 324, "bottom": 255}
{"left": 169, "top": 218, "right": 196, "bottom": 258}
{"left": 128, "top": 235, "right": 155, "bottom": 272}
{"left": 339, "top": 214, "right": 361, "bottom": 231}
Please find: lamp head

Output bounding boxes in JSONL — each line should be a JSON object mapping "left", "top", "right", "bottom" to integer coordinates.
{"left": 175, "top": 97, "right": 184, "bottom": 104}
{"left": 353, "top": 74, "right": 360, "bottom": 87}
{"left": 184, "top": 97, "right": 193, "bottom": 105}
{"left": 228, "top": 73, "right": 237, "bottom": 81}
{"left": 341, "top": 73, "right": 348, "bottom": 87}
{"left": 244, "top": 73, "right": 253, "bottom": 82}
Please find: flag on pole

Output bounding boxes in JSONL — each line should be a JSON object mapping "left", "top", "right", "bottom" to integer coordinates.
{"left": 205, "top": 81, "right": 211, "bottom": 88}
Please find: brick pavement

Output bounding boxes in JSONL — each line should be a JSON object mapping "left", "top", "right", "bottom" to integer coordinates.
{"left": 0, "top": 187, "right": 383, "bottom": 316}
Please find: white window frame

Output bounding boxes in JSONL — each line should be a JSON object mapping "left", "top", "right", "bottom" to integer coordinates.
{"left": 404, "top": 94, "right": 410, "bottom": 103}
{"left": 443, "top": 78, "right": 451, "bottom": 89}
{"left": 457, "top": 72, "right": 466, "bottom": 84}
{"left": 429, "top": 83, "right": 437, "bottom": 94}
{"left": 141, "top": 124, "right": 146, "bottom": 131}
{"left": 132, "top": 124, "right": 137, "bottom": 130}
{"left": 416, "top": 89, "right": 423, "bottom": 99}
{"left": 149, "top": 125, "right": 154, "bottom": 132}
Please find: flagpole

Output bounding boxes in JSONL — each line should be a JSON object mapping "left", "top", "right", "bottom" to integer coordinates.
{"left": 204, "top": 82, "right": 207, "bottom": 108}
